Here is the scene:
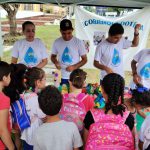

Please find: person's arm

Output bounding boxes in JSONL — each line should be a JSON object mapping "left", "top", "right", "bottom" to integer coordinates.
{"left": 11, "top": 41, "right": 19, "bottom": 64}
{"left": 51, "top": 54, "right": 61, "bottom": 70}
{"left": 11, "top": 57, "right": 18, "bottom": 64}
{"left": 73, "top": 148, "right": 79, "bottom": 150}
{"left": 139, "top": 140, "right": 143, "bottom": 150}
{"left": 37, "top": 40, "right": 48, "bottom": 68}
{"left": 83, "top": 128, "right": 89, "bottom": 145}
{"left": 72, "top": 124, "right": 83, "bottom": 150}
{"left": 66, "top": 55, "right": 87, "bottom": 72}
{"left": 0, "top": 109, "right": 14, "bottom": 150}
{"left": 131, "top": 24, "right": 141, "bottom": 47}
{"left": 94, "top": 60, "right": 113, "bottom": 74}
{"left": 36, "top": 58, "right": 48, "bottom": 68}
{"left": 137, "top": 109, "right": 146, "bottom": 119}
{"left": 131, "top": 59, "right": 141, "bottom": 84}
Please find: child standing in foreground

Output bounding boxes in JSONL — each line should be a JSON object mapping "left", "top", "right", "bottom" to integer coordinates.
{"left": 0, "top": 61, "right": 15, "bottom": 150}
{"left": 60, "top": 69, "right": 94, "bottom": 132}
{"left": 129, "top": 87, "right": 150, "bottom": 150}
{"left": 84, "top": 73, "right": 135, "bottom": 150}
{"left": 21, "top": 67, "right": 46, "bottom": 150}
{"left": 34, "top": 85, "right": 83, "bottom": 150}
{"left": 3, "top": 63, "right": 27, "bottom": 150}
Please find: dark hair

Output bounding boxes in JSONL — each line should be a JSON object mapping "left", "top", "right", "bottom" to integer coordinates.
{"left": 131, "top": 85, "right": 150, "bottom": 108}
{"left": 70, "top": 69, "right": 87, "bottom": 89}
{"left": 0, "top": 61, "right": 11, "bottom": 81}
{"left": 109, "top": 23, "right": 124, "bottom": 36}
{"left": 38, "top": 85, "right": 62, "bottom": 116}
{"left": 22, "top": 21, "right": 35, "bottom": 31}
{"left": 3, "top": 64, "right": 27, "bottom": 103}
{"left": 60, "top": 19, "right": 73, "bottom": 31}
{"left": 102, "top": 73, "right": 125, "bottom": 116}
{"left": 24, "top": 67, "right": 45, "bottom": 92}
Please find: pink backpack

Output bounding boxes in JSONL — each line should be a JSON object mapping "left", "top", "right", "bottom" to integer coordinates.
{"left": 60, "top": 93, "right": 88, "bottom": 131}
{"left": 85, "top": 109, "right": 135, "bottom": 150}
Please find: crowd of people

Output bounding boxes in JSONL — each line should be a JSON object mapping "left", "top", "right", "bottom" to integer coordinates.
{"left": 0, "top": 18, "right": 150, "bottom": 150}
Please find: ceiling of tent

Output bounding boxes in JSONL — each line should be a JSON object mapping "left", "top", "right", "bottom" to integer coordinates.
{"left": 0, "top": 0, "right": 150, "bottom": 8}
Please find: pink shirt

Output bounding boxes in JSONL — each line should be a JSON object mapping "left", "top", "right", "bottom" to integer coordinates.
{"left": 0, "top": 93, "right": 11, "bottom": 150}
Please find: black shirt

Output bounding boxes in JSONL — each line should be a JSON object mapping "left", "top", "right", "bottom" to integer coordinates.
{"left": 84, "top": 111, "right": 135, "bottom": 131}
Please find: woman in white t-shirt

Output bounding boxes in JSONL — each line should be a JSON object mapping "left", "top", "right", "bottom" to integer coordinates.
{"left": 131, "top": 49, "right": 150, "bottom": 89}
{"left": 11, "top": 21, "right": 48, "bottom": 68}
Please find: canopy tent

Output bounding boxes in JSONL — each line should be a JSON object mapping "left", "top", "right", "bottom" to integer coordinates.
{"left": 0, "top": 0, "right": 150, "bottom": 8}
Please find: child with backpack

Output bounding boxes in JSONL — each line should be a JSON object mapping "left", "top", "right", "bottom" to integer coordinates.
{"left": 129, "top": 87, "right": 150, "bottom": 150}
{"left": 21, "top": 67, "right": 46, "bottom": 150}
{"left": 84, "top": 73, "right": 135, "bottom": 150}
{"left": 33, "top": 85, "right": 83, "bottom": 150}
{"left": 3, "top": 63, "right": 27, "bottom": 150}
{"left": 60, "top": 69, "right": 95, "bottom": 132}
{"left": 0, "top": 61, "right": 15, "bottom": 150}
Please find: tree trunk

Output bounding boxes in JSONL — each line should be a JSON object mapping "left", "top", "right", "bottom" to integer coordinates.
{"left": 1, "top": 4, "right": 20, "bottom": 35}
{"left": 8, "top": 12, "right": 17, "bottom": 35}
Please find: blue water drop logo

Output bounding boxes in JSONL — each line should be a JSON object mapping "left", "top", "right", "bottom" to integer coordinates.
{"left": 140, "top": 63, "right": 150, "bottom": 79}
{"left": 61, "top": 47, "right": 73, "bottom": 64}
{"left": 112, "top": 48, "right": 121, "bottom": 66}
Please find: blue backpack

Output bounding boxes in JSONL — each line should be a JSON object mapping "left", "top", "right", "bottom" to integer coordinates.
{"left": 11, "top": 97, "right": 31, "bottom": 131}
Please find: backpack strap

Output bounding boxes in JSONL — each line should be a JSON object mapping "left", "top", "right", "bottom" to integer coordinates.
{"left": 91, "top": 108, "right": 130, "bottom": 124}
{"left": 63, "top": 93, "right": 87, "bottom": 104}
{"left": 121, "top": 111, "right": 130, "bottom": 124}
{"left": 91, "top": 108, "right": 104, "bottom": 123}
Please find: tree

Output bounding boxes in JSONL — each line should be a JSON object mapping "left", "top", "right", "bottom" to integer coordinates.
{"left": 1, "top": 4, "right": 20, "bottom": 35}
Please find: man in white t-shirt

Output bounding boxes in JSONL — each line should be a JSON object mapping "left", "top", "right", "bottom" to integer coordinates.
{"left": 51, "top": 19, "right": 87, "bottom": 85}
{"left": 94, "top": 23, "right": 141, "bottom": 82}
{"left": 131, "top": 49, "right": 150, "bottom": 89}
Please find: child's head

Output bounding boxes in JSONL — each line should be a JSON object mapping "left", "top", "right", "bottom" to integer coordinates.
{"left": 101, "top": 73, "right": 125, "bottom": 116}
{"left": 3, "top": 64, "right": 27, "bottom": 103}
{"left": 131, "top": 86, "right": 150, "bottom": 110}
{"left": 0, "top": 61, "right": 11, "bottom": 87}
{"left": 69, "top": 69, "right": 87, "bottom": 89}
{"left": 24, "top": 67, "right": 46, "bottom": 92}
{"left": 22, "top": 21, "right": 35, "bottom": 42}
{"left": 38, "top": 85, "right": 62, "bottom": 116}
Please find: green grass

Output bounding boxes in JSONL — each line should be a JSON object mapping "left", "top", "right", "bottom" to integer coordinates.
{"left": 36, "top": 25, "right": 61, "bottom": 50}
{"left": 2, "top": 50, "right": 11, "bottom": 63}
{"left": 1, "top": 18, "right": 8, "bottom": 22}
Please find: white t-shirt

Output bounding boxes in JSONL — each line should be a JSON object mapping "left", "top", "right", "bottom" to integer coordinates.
{"left": 12, "top": 38, "right": 48, "bottom": 67}
{"left": 33, "top": 120, "right": 83, "bottom": 150}
{"left": 94, "top": 38, "right": 132, "bottom": 79}
{"left": 51, "top": 37, "right": 87, "bottom": 79}
{"left": 21, "top": 92, "right": 46, "bottom": 145}
{"left": 133, "top": 49, "right": 150, "bottom": 89}
{"left": 139, "top": 115, "right": 150, "bottom": 149}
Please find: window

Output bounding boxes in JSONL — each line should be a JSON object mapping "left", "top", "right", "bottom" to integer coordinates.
{"left": 24, "top": 4, "right": 33, "bottom": 11}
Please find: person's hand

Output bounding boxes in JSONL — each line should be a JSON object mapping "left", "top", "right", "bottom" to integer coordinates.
{"left": 133, "top": 73, "right": 141, "bottom": 84}
{"left": 55, "top": 62, "right": 61, "bottom": 70}
{"left": 134, "top": 24, "right": 141, "bottom": 34}
{"left": 105, "top": 67, "right": 114, "bottom": 74}
{"left": 66, "top": 65, "right": 76, "bottom": 72}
